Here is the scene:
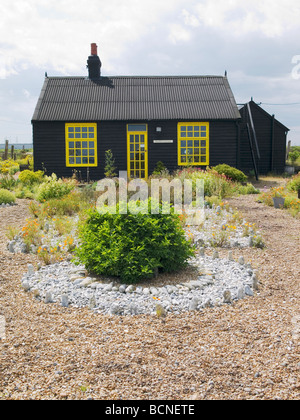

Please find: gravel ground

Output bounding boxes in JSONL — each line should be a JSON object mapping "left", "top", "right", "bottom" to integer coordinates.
{"left": 0, "top": 196, "right": 299, "bottom": 400}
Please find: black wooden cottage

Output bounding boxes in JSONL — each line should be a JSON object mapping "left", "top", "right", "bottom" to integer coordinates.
{"left": 32, "top": 44, "right": 288, "bottom": 180}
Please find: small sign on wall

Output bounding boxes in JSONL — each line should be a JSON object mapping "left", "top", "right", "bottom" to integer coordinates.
{"left": 153, "top": 140, "right": 173, "bottom": 143}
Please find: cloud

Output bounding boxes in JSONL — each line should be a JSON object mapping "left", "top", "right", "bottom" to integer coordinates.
{"left": 184, "top": 0, "right": 300, "bottom": 38}
{"left": 0, "top": 0, "right": 190, "bottom": 78}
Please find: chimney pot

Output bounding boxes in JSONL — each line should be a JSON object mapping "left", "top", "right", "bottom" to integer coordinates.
{"left": 91, "top": 43, "right": 98, "bottom": 56}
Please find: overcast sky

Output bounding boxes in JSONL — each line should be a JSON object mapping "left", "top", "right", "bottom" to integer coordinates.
{"left": 1, "top": 0, "right": 300, "bottom": 145}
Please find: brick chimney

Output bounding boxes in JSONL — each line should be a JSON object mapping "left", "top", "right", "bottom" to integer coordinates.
{"left": 87, "top": 43, "right": 101, "bottom": 79}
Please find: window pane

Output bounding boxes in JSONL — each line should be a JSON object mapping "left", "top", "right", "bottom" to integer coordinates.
{"left": 69, "top": 141, "right": 74, "bottom": 148}
{"left": 76, "top": 157, "right": 82, "bottom": 164}
{"left": 89, "top": 133, "right": 94, "bottom": 138}
{"left": 187, "top": 148, "right": 193, "bottom": 155}
{"left": 187, "top": 140, "right": 193, "bottom": 147}
{"left": 89, "top": 141, "right": 94, "bottom": 148}
{"left": 181, "top": 140, "right": 186, "bottom": 147}
{"left": 181, "top": 156, "right": 186, "bottom": 163}
{"left": 181, "top": 132, "right": 186, "bottom": 138}
{"left": 194, "top": 148, "right": 199, "bottom": 155}
{"left": 201, "top": 148, "right": 206, "bottom": 154}
{"left": 201, "top": 132, "right": 206, "bottom": 138}
{"left": 135, "top": 144, "right": 139, "bottom": 151}
{"left": 82, "top": 127, "right": 87, "bottom": 132}
{"left": 141, "top": 171, "right": 145, "bottom": 178}
{"left": 82, "top": 141, "right": 87, "bottom": 148}
{"left": 130, "top": 153, "right": 134, "bottom": 160}
{"left": 69, "top": 157, "right": 74, "bottom": 164}
{"left": 89, "top": 157, "right": 95, "bottom": 164}
{"left": 89, "top": 149, "right": 95, "bottom": 156}
{"left": 130, "top": 162, "right": 134, "bottom": 170}
{"left": 82, "top": 133, "right": 87, "bottom": 139}
{"left": 76, "top": 142, "right": 81, "bottom": 148}
{"left": 194, "top": 140, "right": 199, "bottom": 147}
{"left": 128, "top": 124, "right": 147, "bottom": 131}
{"left": 181, "top": 148, "right": 186, "bottom": 155}
{"left": 82, "top": 149, "right": 88, "bottom": 156}
{"left": 76, "top": 150, "right": 81, "bottom": 156}
{"left": 201, "top": 126, "right": 206, "bottom": 131}
{"left": 187, "top": 126, "right": 193, "bottom": 131}
{"left": 187, "top": 132, "right": 193, "bottom": 137}
{"left": 69, "top": 133, "right": 74, "bottom": 139}
{"left": 88, "top": 127, "right": 94, "bottom": 132}
{"left": 201, "top": 140, "right": 206, "bottom": 147}
{"left": 82, "top": 157, "right": 88, "bottom": 164}
{"left": 194, "top": 156, "right": 200, "bottom": 163}
{"left": 135, "top": 135, "right": 139, "bottom": 143}
{"left": 201, "top": 156, "right": 206, "bottom": 162}
{"left": 130, "top": 135, "right": 134, "bottom": 143}
{"left": 68, "top": 127, "right": 74, "bottom": 133}
{"left": 69, "top": 149, "right": 74, "bottom": 156}
{"left": 140, "top": 134, "right": 144, "bottom": 143}
{"left": 75, "top": 127, "right": 81, "bottom": 132}
{"left": 130, "top": 144, "right": 134, "bottom": 152}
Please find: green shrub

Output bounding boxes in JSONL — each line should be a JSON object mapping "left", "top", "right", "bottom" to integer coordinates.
{"left": 75, "top": 199, "right": 195, "bottom": 283}
{"left": 237, "top": 183, "right": 260, "bottom": 195}
{"left": 35, "top": 173, "right": 76, "bottom": 202}
{"left": 18, "top": 170, "right": 44, "bottom": 185}
{"left": 213, "top": 164, "right": 248, "bottom": 183}
{"left": 287, "top": 173, "right": 300, "bottom": 192}
{"left": 176, "top": 167, "right": 236, "bottom": 198}
{"left": 0, "top": 188, "right": 16, "bottom": 204}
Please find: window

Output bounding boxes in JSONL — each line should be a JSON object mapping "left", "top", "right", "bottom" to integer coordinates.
{"left": 178, "top": 122, "right": 209, "bottom": 166}
{"left": 65, "top": 123, "right": 97, "bottom": 167}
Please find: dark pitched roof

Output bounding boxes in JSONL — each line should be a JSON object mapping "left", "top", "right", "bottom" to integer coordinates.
{"left": 32, "top": 75, "right": 241, "bottom": 122}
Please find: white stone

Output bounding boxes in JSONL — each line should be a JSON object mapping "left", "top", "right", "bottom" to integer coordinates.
{"left": 61, "top": 295, "right": 69, "bottom": 307}
{"left": 27, "top": 264, "right": 35, "bottom": 276}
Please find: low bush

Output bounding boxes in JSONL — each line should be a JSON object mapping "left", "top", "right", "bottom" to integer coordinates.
{"left": 0, "top": 188, "right": 16, "bottom": 204}
{"left": 287, "top": 173, "right": 300, "bottom": 193}
{"left": 212, "top": 164, "right": 248, "bottom": 184}
{"left": 35, "top": 173, "right": 76, "bottom": 202}
{"left": 75, "top": 199, "right": 195, "bottom": 283}
{"left": 18, "top": 170, "right": 44, "bottom": 185}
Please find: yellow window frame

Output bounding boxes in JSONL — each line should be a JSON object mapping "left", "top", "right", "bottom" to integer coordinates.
{"left": 177, "top": 122, "right": 209, "bottom": 166}
{"left": 127, "top": 124, "right": 148, "bottom": 180}
{"left": 65, "top": 123, "right": 98, "bottom": 167}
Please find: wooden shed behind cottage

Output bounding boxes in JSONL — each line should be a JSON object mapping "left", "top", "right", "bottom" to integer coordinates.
{"left": 238, "top": 101, "right": 289, "bottom": 175}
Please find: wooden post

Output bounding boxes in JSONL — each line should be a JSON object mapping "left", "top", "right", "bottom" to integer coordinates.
{"left": 4, "top": 140, "right": 9, "bottom": 160}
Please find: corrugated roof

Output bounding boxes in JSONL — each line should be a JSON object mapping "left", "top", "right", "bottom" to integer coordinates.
{"left": 32, "top": 76, "right": 241, "bottom": 122}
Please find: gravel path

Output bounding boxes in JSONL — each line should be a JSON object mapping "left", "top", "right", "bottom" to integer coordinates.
{"left": 0, "top": 196, "right": 299, "bottom": 400}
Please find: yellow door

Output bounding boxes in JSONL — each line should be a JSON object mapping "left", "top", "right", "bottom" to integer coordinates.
{"left": 127, "top": 124, "right": 148, "bottom": 179}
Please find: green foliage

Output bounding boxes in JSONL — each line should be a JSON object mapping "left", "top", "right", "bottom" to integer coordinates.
{"left": 75, "top": 199, "right": 195, "bottom": 283}
{"left": 212, "top": 164, "right": 248, "bottom": 183}
{"left": 0, "top": 188, "right": 16, "bottom": 204}
{"left": 287, "top": 173, "right": 300, "bottom": 192}
{"left": 288, "top": 150, "right": 300, "bottom": 164}
{"left": 0, "top": 174, "right": 19, "bottom": 190}
{"left": 152, "top": 161, "right": 167, "bottom": 175}
{"left": 236, "top": 183, "right": 260, "bottom": 195}
{"left": 35, "top": 173, "right": 76, "bottom": 202}
{"left": 104, "top": 149, "right": 117, "bottom": 178}
{"left": 18, "top": 170, "right": 44, "bottom": 185}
